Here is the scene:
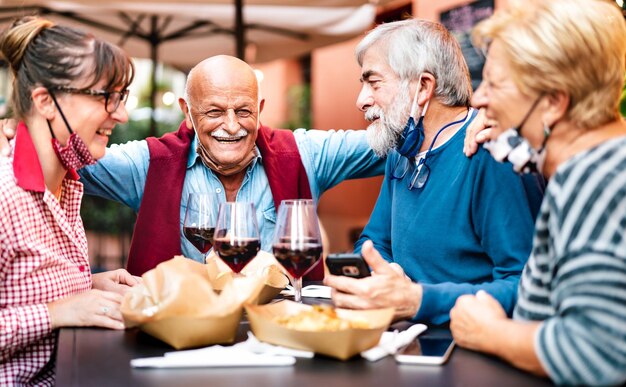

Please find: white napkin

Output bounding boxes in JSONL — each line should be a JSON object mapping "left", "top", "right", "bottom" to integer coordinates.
{"left": 131, "top": 345, "right": 295, "bottom": 368}
{"left": 280, "top": 284, "right": 331, "bottom": 299}
{"left": 234, "top": 332, "right": 314, "bottom": 358}
{"left": 361, "top": 323, "right": 427, "bottom": 362}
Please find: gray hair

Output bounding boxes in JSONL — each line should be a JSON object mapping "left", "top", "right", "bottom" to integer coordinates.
{"left": 356, "top": 18, "right": 471, "bottom": 107}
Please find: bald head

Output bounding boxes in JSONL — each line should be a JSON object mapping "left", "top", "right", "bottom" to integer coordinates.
{"left": 179, "top": 55, "right": 264, "bottom": 173}
{"left": 185, "top": 55, "right": 259, "bottom": 104}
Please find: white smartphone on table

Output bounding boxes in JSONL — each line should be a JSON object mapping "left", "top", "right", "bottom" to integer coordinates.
{"left": 394, "top": 336, "right": 455, "bottom": 365}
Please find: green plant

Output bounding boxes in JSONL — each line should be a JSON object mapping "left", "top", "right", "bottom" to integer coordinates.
{"left": 282, "top": 83, "right": 311, "bottom": 130}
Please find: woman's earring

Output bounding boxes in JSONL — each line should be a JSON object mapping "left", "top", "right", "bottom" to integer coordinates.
{"left": 543, "top": 121, "right": 552, "bottom": 138}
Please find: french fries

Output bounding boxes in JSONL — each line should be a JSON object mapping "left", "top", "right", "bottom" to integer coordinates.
{"left": 273, "top": 305, "right": 369, "bottom": 331}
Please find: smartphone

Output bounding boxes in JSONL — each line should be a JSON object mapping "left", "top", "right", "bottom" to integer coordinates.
{"left": 394, "top": 337, "right": 455, "bottom": 365}
{"left": 326, "top": 253, "right": 371, "bottom": 278}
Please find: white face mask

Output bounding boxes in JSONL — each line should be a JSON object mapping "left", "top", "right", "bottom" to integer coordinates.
{"left": 483, "top": 96, "right": 550, "bottom": 174}
{"left": 484, "top": 128, "right": 548, "bottom": 174}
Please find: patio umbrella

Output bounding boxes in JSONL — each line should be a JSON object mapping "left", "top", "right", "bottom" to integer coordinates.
{"left": 0, "top": 0, "right": 392, "bottom": 134}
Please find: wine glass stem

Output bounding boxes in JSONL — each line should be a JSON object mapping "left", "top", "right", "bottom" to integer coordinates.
{"left": 293, "top": 276, "right": 303, "bottom": 303}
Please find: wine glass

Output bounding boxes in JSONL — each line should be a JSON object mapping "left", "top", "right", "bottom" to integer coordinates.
{"left": 183, "top": 193, "right": 218, "bottom": 258}
{"left": 213, "top": 202, "right": 261, "bottom": 274}
{"left": 272, "top": 199, "right": 323, "bottom": 302}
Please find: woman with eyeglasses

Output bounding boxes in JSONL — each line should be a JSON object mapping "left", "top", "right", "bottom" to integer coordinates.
{"left": 450, "top": 0, "right": 626, "bottom": 385}
{"left": 0, "top": 17, "right": 140, "bottom": 385}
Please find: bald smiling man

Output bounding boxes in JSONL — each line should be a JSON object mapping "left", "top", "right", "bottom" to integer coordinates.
{"left": 76, "top": 55, "right": 385, "bottom": 276}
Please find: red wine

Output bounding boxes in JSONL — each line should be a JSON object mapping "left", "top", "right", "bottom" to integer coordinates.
{"left": 273, "top": 242, "right": 323, "bottom": 279}
{"left": 213, "top": 237, "right": 260, "bottom": 273}
{"left": 183, "top": 226, "right": 215, "bottom": 254}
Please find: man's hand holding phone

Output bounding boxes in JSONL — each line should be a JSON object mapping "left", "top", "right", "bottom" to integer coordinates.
{"left": 326, "top": 252, "right": 407, "bottom": 279}
{"left": 323, "top": 240, "right": 423, "bottom": 321}
{"left": 326, "top": 253, "right": 371, "bottom": 278}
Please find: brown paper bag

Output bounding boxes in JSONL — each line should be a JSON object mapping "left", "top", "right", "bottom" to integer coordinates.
{"left": 121, "top": 256, "right": 264, "bottom": 349}
{"left": 246, "top": 300, "right": 394, "bottom": 360}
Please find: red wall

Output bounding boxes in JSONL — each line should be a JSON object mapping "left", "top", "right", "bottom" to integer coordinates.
{"left": 254, "top": 59, "right": 302, "bottom": 129}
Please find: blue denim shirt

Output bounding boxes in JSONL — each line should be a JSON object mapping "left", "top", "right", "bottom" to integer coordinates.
{"left": 79, "top": 128, "right": 383, "bottom": 262}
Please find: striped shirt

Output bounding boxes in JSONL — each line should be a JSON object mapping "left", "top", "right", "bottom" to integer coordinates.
{"left": 514, "top": 136, "right": 626, "bottom": 386}
{"left": 0, "top": 123, "right": 92, "bottom": 386}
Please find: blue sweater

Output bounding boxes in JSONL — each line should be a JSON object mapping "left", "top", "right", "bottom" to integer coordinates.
{"left": 356, "top": 114, "right": 543, "bottom": 325}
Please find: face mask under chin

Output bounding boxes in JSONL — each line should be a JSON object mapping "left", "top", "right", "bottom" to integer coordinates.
{"left": 47, "top": 91, "right": 97, "bottom": 171}
{"left": 50, "top": 133, "right": 97, "bottom": 171}
{"left": 484, "top": 128, "right": 548, "bottom": 174}
{"left": 482, "top": 96, "right": 548, "bottom": 174}
{"left": 394, "top": 79, "right": 428, "bottom": 159}
{"left": 192, "top": 122, "right": 258, "bottom": 177}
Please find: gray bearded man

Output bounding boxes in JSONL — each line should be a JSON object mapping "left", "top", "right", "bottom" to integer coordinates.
{"left": 324, "top": 18, "right": 544, "bottom": 325}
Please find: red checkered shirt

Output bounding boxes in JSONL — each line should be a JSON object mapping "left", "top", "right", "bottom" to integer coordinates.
{"left": 0, "top": 122, "right": 92, "bottom": 386}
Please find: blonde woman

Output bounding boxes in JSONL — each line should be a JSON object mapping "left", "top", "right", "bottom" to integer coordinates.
{"left": 450, "top": 0, "right": 626, "bottom": 385}
{"left": 0, "top": 17, "right": 139, "bottom": 385}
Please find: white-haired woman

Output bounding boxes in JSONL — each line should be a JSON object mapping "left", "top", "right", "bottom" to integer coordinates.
{"left": 450, "top": 0, "right": 626, "bottom": 385}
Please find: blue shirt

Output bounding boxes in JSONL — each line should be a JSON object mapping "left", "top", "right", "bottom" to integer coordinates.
{"left": 79, "top": 129, "right": 384, "bottom": 262}
{"left": 356, "top": 110, "right": 543, "bottom": 325}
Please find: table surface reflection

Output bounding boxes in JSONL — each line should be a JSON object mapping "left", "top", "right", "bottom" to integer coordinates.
{"left": 55, "top": 299, "right": 554, "bottom": 387}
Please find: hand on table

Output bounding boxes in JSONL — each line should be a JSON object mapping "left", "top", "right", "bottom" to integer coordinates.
{"left": 0, "top": 118, "right": 17, "bottom": 157}
{"left": 92, "top": 269, "right": 142, "bottom": 296}
{"left": 47, "top": 289, "right": 125, "bottom": 330}
{"left": 323, "top": 240, "right": 422, "bottom": 321}
{"left": 450, "top": 290, "right": 508, "bottom": 352}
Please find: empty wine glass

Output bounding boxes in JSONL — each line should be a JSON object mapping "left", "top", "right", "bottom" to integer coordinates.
{"left": 272, "top": 199, "right": 323, "bottom": 302}
{"left": 213, "top": 202, "right": 261, "bottom": 274}
{"left": 183, "top": 193, "right": 218, "bottom": 258}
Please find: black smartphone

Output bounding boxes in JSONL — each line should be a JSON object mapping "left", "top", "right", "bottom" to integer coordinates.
{"left": 394, "top": 337, "right": 455, "bottom": 365}
{"left": 326, "top": 253, "right": 371, "bottom": 278}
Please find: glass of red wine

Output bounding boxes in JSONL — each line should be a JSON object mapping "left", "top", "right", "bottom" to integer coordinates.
{"left": 272, "top": 199, "right": 323, "bottom": 302}
{"left": 213, "top": 202, "right": 261, "bottom": 274}
{"left": 183, "top": 193, "right": 218, "bottom": 258}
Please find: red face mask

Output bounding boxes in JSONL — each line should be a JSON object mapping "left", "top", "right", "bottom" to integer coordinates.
{"left": 47, "top": 91, "right": 97, "bottom": 171}
{"left": 49, "top": 131, "right": 96, "bottom": 171}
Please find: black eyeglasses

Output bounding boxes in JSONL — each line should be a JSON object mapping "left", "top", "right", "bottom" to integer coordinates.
{"left": 390, "top": 155, "right": 430, "bottom": 190}
{"left": 50, "top": 86, "right": 129, "bottom": 114}
{"left": 389, "top": 109, "right": 471, "bottom": 191}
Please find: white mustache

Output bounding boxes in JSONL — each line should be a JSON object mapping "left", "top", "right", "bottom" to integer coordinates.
{"left": 365, "top": 106, "right": 384, "bottom": 122}
{"left": 211, "top": 128, "right": 248, "bottom": 139}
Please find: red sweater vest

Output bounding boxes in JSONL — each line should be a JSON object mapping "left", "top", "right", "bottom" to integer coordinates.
{"left": 126, "top": 122, "right": 324, "bottom": 280}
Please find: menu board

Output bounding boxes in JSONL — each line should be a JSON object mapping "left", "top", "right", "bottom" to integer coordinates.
{"left": 440, "top": 0, "right": 494, "bottom": 90}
